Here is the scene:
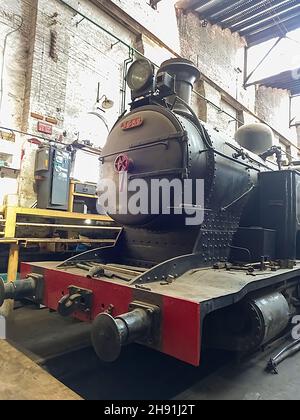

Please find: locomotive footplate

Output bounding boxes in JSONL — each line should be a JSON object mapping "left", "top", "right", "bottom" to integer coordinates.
{"left": 15, "top": 260, "right": 300, "bottom": 367}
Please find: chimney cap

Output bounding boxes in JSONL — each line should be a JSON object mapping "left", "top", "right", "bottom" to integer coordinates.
{"left": 159, "top": 58, "right": 200, "bottom": 85}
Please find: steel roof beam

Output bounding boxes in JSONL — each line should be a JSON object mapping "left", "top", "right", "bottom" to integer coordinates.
{"left": 247, "top": 14, "right": 300, "bottom": 45}
{"left": 225, "top": 0, "right": 293, "bottom": 29}
{"left": 251, "top": 74, "right": 300, "bottom": 94}
{"left": 195, "top": 0, "right": 234, "bottom": 15}
{"left": 177, "top": 0, "right": 300, "bottom": 46}
{"left": 188, "top": 0, "right": 207, "bottom": 10}
{"left": 244, "top": 36, "right": 283, "bottom": 86}
{"left": 210, "top": 0, "right": 264, "bottom": 23}
{"left": 239, "top": 5, "right": 300, "bottom": 35}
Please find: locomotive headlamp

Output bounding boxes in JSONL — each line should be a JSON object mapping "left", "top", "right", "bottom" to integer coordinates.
{"left": 126, "top": 59, "right": 154, "bottom": 93}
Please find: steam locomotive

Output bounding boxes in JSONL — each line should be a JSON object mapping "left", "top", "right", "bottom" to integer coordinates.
{"left": 2, "top": 58, "right": 300, "bottom": 366}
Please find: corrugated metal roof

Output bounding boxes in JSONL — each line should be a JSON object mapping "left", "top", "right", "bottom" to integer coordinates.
{"left": 176, "top": 0, "right": 300, "bottom": 46}
{"left": 253, "top": 69, "right": 300, "bottom": 95}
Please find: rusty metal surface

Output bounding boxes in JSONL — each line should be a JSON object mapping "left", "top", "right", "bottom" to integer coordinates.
{"left": 31, "top": 261, "right": 300, "bottom": 305}
{"left": 0, "top": 340, "right": 82, "bottom": 400}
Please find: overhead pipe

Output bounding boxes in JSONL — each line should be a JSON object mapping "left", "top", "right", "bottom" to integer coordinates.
{"left": 58, "top": 0, "right": 248, "bottom": 128}
{"left": 121, "top": 49, "right": 134, "bottom": 114}
{"left": 58, "top": 0, "right": 152, "bottom": 64}
{"left": 57, "top": 0, "right": 300, "bottom": 155}
{"left": 58, "top": 1, "right": 151, "bottom": 116}
{"left": 54, "top": 1, "right": 258, "bottom": 130}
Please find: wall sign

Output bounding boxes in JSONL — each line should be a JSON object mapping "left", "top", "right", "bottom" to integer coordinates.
{"left": 37, "top": 122, "right": 53, "bottom": 135}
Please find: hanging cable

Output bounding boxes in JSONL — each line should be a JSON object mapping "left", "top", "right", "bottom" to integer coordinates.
{"left": 0, "top": 125, "right": 69, "bottom": 145}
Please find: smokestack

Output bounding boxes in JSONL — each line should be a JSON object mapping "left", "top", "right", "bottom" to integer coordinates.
{"left": 159, "top": 58, "right": 200, "bottom": 111}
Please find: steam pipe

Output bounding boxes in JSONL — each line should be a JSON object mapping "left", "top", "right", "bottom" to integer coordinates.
{"left": 121, "top": 49, "right": 134, "bottom": 114}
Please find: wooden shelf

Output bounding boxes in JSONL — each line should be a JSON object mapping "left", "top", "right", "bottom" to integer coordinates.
{"left": 73, "top": 193, "right": 98, "bottom": 199}
{"left": 16, "top": 222, "right": 121, "bottom": 230}
{"left": 21, "top": 238, "right": 116, "bottom": 244}
{"left": 11, "top": 207, "right": 113, "bottom": 222}
{"left": 0, "top": 238, "right": 116, "bottom": 246}
{"left": 0, "top": 205, "right": 119, "bottom": 282}
{"left": 0, "top": 239, "right": 18, "bottom": 244}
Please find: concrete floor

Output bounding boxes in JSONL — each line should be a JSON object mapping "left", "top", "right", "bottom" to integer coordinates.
{"left": 0, "top": 340, "right": 82, "bottom": 400}
{"left": 176, "top": 347, "right": 300, "bottom": 400}
{"left": 6, "top": 304, "right": 300, "bottom": 400}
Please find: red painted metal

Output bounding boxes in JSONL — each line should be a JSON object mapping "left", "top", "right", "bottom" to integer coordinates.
{"left": 162, "top": 296, "right": 201, "bottom": 366}
{"left": 43, "top": 268, "right": 133, "bottom": 322}
{"left": 20, "top": 263, "right": 202, "bottom": 366}
{"left": 114, "top": 154, "right": 133, "bottom": 173}
{"left": 21, "top": 264, "right": 33, "bottom": 279}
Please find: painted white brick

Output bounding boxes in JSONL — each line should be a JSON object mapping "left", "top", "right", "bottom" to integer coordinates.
{"left": 0, "top": 0, "right": 297, "bottom": 206}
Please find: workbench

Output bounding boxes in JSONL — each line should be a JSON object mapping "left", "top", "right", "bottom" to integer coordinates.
{"left": 68, "top": 180, "right": 98, "bottom": 213}
{"left": 0, "top": 206, "right": 120, "bottom": 282}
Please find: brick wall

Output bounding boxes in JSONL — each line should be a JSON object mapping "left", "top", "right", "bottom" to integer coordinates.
{"left": 256, "top": 85, "right": 298, "bottom": 158}
{"left": 0, "top": 0, "right": 33, "bottom": 204}
{"left": 256, "top": 86, "right": 295, "bottom": 140}
{"left": 0, "top": 0, "right": 298, "bottom": 206}
{"left": 0, "top": 0, "right": 32, "bottom": 128}
{"left": 19, "top": 0, "right": 138, "bottom": 206}
{"left": 178, "top": 11, "right": 249, "bottom": 103}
